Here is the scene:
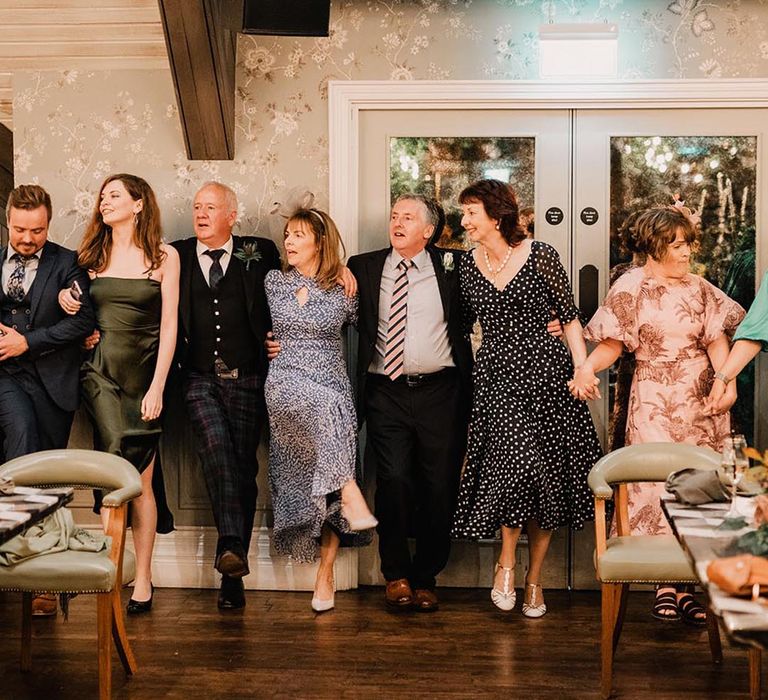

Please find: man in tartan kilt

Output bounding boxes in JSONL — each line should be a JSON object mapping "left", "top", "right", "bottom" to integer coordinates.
{"left": 172, "top": 181, "right": 280, "bottom": 610}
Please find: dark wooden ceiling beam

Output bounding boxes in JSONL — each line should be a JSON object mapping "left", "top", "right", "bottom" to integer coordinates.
{"left": 0, "top": 123, "right": 13, "bottom": 227}
{"left": 158, "top": 0, "right": 242, "bottom": 160}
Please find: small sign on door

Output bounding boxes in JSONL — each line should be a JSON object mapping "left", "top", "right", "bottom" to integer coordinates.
{"left": 545, "top": 207, "right": 564, "bottom": 226}
{"left": 580, "top": 207, "right": 599, "bottom": 225}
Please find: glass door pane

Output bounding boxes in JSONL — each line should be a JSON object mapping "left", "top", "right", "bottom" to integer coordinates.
{"left": 389, "top": 136, "right": 536, "bottom": 250}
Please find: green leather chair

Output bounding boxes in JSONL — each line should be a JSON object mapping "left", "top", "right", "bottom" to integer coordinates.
{"left": 589, "top": 442, "right": 723, "bottom": 699}
{"left": 0, "top": 449, "right": 142, "bottom": 700}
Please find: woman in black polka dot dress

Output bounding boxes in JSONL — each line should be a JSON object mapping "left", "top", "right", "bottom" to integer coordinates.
{"left": 451, "top": 179, "right": 601, "bottom": 617}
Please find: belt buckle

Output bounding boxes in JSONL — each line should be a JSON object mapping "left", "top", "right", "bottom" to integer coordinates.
{"left": 214, "top": 358, "right": 238, "bottom": 380}
{"left": 405, "top": 374, "right": 422, "bottom": 388}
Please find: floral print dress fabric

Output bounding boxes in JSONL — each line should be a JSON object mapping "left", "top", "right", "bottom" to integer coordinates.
{"left": 264, "top": 269, "right": 367, "bottom": 562}
{"left": 585, "top": 267, "right": 745, "bottom": 535}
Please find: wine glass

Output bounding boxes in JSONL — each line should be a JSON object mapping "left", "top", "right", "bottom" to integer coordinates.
{"left": 724, "top": 435, "right": 749, "bottom": 519}
{"left": 732, "top": 433, "right": 750, "bottom": 503}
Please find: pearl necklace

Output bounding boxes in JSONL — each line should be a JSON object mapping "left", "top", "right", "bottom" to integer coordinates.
{"left": 483, "top": 245, "right": 513, "bottom": 285}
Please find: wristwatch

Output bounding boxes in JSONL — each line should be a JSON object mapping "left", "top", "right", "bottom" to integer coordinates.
{"left": 714, "top": 371, "right": 732, "bottom": 384}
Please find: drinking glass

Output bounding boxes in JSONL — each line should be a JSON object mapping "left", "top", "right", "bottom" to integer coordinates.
{"left": 724, "top": 435, "right": 749, "bottom": 519}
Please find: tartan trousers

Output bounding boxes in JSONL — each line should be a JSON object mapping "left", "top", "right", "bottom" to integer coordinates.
{"left": 185, "top": 371, "right": 266, "bottom": 553}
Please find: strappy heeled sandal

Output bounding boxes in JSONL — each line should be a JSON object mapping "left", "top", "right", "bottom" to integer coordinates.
{"left": 522, "top": 582, "right": 547, "bottom": 618}
{"left": 677, "top": 591, "right": 707, "bottom": 627}
{"left": 651, "top": 586, "right": 681, "bottom": 622}
{"left": 491, "top": 562, "right": 516, "bottom": 611}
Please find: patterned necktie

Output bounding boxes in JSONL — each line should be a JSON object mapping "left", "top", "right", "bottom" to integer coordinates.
{"left": 7, "top": 253, "right": 36, "bottom": 303}
{"left": 383, "top": 258, "right": 414, "bottom": 380}
{"left": 204, "top": 249, "right": 225, "bottom": 290}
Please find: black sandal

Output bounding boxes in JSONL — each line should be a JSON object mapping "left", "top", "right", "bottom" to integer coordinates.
{"left": 652, "top": 586, "right": 681, "bottom": 622}
{"left": 677, "top": 592, "right": 707, "bottom": 627}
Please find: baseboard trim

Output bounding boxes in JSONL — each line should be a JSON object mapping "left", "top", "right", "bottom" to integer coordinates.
{"left": 95, "top": 526, "right": 359, "bottom": 591}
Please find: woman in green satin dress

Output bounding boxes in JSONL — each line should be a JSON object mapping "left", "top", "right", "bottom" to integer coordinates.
{"left": 706, "top": 270, "right": 768, "bottom": 416}
{"left": 60, "top": 173, "right": 180, "bottom": 614}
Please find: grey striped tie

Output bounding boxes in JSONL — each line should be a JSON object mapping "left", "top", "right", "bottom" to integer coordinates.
{"left": 383, "top": 258, "right": 413, "bottom": 380}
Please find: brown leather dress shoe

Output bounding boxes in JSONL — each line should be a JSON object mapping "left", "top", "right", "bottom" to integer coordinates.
{"left": 31, "top": 593, "right": 57, "bottom": 617}
{"left": 385, "top": 578, "right": 413, "bottom": 608}
{"left": 413, "top": 588, "right": 439, "bottom": 612}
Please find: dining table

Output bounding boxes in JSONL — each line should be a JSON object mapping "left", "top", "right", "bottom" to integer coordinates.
{"left": 661, "top": 493, "right": 767, "bottom": 699}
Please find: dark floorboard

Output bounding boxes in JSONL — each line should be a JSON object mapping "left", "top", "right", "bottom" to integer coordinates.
{"left": 0, "top": 587, "right": 760, "bottom": 699}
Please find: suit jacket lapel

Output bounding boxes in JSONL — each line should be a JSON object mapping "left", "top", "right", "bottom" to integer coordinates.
{"left": 429, "top": 247, "right": 451, "bottom": 321}
{"left": 366, "top": 249, "right": 388, "bottom": 326}
{"left": 29, "top": 242, "right": 55, "bottom": 319}
{"left": 0, "top": 246, "right": 6, "bottom": 300}
{"left": 179, "top": 241, "right": 195, "bottom": 337}
{"left": 232, "top": 236, "right": 256, "bottom": 314}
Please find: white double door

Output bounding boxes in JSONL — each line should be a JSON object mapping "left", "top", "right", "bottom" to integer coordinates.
{"left": 357, "top": 107, "right": 768, "bottom": 589}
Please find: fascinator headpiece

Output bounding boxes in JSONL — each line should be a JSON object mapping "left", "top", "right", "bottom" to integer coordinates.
{"left": 671, "top": 192, "right": 701, "bottom": 227}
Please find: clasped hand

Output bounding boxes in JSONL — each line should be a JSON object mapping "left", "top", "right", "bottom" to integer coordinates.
{"left": 702, "top": 378, "right": 737, "bottom": 416}
{"left": 568, "top": 365, "right": 602, "bottom": 401}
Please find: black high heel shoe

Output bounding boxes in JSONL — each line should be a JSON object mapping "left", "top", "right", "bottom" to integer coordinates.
{"left": 126, "top": 584, "right": 154, "bottom": 615}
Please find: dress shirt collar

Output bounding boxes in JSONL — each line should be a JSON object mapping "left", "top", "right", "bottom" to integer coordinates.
{"left": 196, "top": 236, "right": 233, "bottom": 260}
{"left": 390, "top": 246, "right": 429, "bottom": 271}
{"left": 6, "top": 244, "right": 43, "bottom": 262}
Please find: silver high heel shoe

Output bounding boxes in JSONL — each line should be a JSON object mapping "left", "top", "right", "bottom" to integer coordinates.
{"left": 522, "top": 582, "right": 547, "bottom": 618}
{"left": 491, "top": 562, "right": 516, "bottom": 611}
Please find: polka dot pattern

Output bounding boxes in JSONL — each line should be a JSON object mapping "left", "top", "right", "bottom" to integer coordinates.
{"left": 452, "top": 241, "right": 602, "bottom": 538}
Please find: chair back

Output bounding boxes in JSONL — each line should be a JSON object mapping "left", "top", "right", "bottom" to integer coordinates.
{"left": 588, "top": 442, "right": 720, "bottom": 499}
{"left": 0, "top": 449, "right": 141, "bottom": 506}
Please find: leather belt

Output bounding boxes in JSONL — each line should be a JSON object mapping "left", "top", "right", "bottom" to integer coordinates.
{"left": 213, "top": 358, "right": 257, "bottom": 380}
{"left": 369, "top": 367, "right": 456, "bottom": 388}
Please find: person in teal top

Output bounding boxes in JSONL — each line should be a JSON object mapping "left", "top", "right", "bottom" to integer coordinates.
{"left": 706, "top": 270, "right": 768, "bottom": 414}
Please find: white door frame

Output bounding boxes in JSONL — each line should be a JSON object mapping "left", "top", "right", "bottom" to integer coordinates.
{"left": 329, "top": 78, "right": 768, "bottom": 255}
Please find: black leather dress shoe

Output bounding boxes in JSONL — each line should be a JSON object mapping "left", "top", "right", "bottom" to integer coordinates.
{"left": 215, "top": 537, "right": 250, "bottom": 578}
{"left": 218, "top": 576, "right": 246, "bottom": 610}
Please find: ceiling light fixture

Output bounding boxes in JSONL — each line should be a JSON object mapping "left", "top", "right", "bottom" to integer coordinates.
{"left": 539, "top": 23, "right": 619, "bottom": 80}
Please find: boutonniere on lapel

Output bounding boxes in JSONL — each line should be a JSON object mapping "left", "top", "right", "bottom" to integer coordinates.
{"left": 441, "top": 251, "right": 455, "bottom": 272}
{"left": 233, "top": 241, "right": 262, "bottom": 271}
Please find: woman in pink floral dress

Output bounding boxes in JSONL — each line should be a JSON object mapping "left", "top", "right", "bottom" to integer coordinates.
{"left": 570, "top": 204, "right": 745, "bottom": 624}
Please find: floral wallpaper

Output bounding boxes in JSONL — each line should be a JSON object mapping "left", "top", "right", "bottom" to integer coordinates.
{"left": 12, "top": 0, "right": 768, "bottom": 247}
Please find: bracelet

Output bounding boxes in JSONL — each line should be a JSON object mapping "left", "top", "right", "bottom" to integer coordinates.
{"left": 714, "top": 371, "right": 732, "bottom": 385}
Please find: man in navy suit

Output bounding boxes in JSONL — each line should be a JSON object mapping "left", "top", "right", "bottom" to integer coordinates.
{"left": 0, "top": 184, "right": 94, "bottom": 460}
{"left": 1, "top": 184, "right": 95, "bottom": 617}
{"left": 172, "top": 181, "right": 280, "bottom": 610}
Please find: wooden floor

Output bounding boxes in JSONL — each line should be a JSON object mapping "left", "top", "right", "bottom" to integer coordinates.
{"left": 0, "top": 587, "right": 759, "bottom": 699}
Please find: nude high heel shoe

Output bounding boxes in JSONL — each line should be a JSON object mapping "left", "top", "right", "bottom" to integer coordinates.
{"left": 311, "top": 575, "right": 335, "bottom": 613}
{"left": 491, "top": 562, "right": 516, "bottom": 611}
{"left": 311, "top": 592, "right": 335, "bottom": 613}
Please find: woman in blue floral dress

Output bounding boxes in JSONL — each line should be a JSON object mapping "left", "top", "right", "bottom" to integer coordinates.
{"left": 264, "top": 208, "right": 375, "bottom": 613}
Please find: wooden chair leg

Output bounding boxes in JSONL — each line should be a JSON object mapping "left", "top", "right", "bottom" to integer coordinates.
{"left": 749, "top": 648, "right": 762, "bottom": 700}
{"left": 705, "top": 606, "right": 723, "bottom": 665}
{"left": 612, "top": 584, "right": 629, "bottom": 653}
{"left": 20, "top": 592, "right": 33, "bottom": 672}
{"left": 601, "top": 583, "right": 619, "bottom": 699}
{"left": 111, "top": 588, "right": 137, "bottom": 675}
{"left": 97, "top": 592, "right": 112, "bottom": 700}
